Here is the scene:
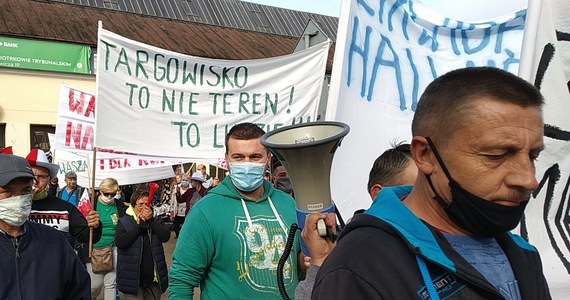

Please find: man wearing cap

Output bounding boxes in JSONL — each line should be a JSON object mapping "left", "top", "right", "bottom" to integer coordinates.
{"left": 0, "top": 154, "right": 91, "bottom": 299}
{"left": 26, "top": 149, "right": 102, "bottom": 253}
{"left": 177, "top": 171, "right": 208, "bottom": 215}
{"left": 57, "top": 171, "right": 83, "bottom": 206}
{"left": 196, "top": 164, "right": 213, "bottom": 189}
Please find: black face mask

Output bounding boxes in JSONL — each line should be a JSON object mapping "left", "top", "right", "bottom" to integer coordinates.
{"left": 275, "top": 178, "right": 293, "bottom": 194}
{"left": 425, "top": 137, "right": 528, "bottom": 237}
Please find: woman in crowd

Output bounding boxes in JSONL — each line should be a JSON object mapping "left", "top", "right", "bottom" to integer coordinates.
{"left": 89, "top": 177, "right": 126, "bottom": 299}
{"left": 115, "top": 188, "right": 170, "bottom": 299}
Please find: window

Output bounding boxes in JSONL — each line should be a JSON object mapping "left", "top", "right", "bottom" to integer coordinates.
{"left": 0, "top": 123, "right": 5, "bottom": 148}
{"left": 29, "top": 125, "right": 55, "bottom": 153}
{"left": 103, "top": 0, "right": 120, "bottom": 10}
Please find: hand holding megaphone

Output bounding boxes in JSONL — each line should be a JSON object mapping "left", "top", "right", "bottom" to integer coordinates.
{"left": 260, "top": 121, "right": 350, "bottom": 256}
{"left": 302, "top": 213, "right": 337, "bottom": 266}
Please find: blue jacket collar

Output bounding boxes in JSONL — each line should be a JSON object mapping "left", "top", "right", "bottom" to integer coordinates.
{"left": 365, "top": 186, "right": 456, "bottom": 271}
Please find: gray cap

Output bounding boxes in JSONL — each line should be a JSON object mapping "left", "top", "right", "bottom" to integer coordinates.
{"left": 0, "top": 154, "right": 35, "bottom": 186}
{"left": 190, "top": 171, "right": 205, "bottom": 182}
{"left": 65, "top": 171, "right": 77, "bottom": 179}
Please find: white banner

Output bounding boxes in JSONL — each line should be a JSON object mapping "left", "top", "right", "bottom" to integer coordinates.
{"left": 327, "top": 0, "right": 527, "bottom": 216}
{"left": 52, "top": 148, "right": 175, "bottom": 188}
{"left": 518, "top": 0, "right": 570, "bottom": 297}
{"left": 49, "top": 131, "right": 176, "bottom": 188}
{"left": 54, "top": 85, "right": 96, "bottom": 152}
{"left": 95, "top": 28, "right": 329, "bottom": 158}
{"left": 328, "top": 0, "right": 569, "bottom": 297}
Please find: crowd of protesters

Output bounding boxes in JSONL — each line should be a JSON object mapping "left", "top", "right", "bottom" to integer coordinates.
{"left": 0, "top": 68, "right": 553, "bottom": 300}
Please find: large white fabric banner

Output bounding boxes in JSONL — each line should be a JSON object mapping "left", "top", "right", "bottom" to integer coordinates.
{"left": 51, "top": 146, "right": 175, "bottom": 188}
{"left": 327, "top": 0, "right": 527, "bottom": 216}
{"left": 518, "top": 0, "right": 570, "bottom": 297}
{"left": 328, "top": 0, "right": 569, "bottom": 297}
{"left": 95, "top": 28, "right": 329, "bottom": 158}
{"left": 54, "top": 85, "right": 95, "bottom": 152}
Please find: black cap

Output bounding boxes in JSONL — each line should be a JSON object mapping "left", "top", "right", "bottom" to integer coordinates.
{"left": 0, "top": 154, "right": 35, "bottom": 186}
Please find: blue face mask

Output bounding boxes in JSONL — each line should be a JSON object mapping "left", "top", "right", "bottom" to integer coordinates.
{"left": 229, "top": 162, "right": 266, "bottom": 192}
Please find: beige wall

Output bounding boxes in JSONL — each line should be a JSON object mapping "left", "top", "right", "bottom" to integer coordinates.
{"left": 0, "top": 68, "right": 95, "bottom": 156}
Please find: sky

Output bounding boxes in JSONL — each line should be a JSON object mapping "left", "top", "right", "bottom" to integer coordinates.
{"left": 243, "top": 0, "right": 342, "bottom": 17}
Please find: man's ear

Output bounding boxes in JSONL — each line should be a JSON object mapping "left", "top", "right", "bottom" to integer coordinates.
{"left": 368, "top": 184, "right": 383, "bottom": 200}
{"left": 411, "top": 136, "right": 435, "bottom": 175}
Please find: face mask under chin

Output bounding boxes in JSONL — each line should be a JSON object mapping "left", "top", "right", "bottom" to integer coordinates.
{"left": 424, "top": 137, "right": 528, "bottom": 237}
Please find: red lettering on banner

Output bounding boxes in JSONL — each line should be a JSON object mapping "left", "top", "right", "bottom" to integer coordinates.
{"left": 84, "top": 96, "right": 95, "bottom": 118}
{"left": 99, "top": 159, "right": 105, "bottom": 170}
{"left": 107, "top": 159, "right": 133, "bottom": 170}
{"left": 68, "top": 89, "right": 84, "bottom": 114}
{"left": 137, "top": 160, "right": 165, "bottom": 166}
{"left": 64, "top": 121, "right": 94, "bottom": 150}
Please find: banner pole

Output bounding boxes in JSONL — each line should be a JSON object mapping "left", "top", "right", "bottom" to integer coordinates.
{"left": 88, "top": 148, "right": 97, "bottom": 258}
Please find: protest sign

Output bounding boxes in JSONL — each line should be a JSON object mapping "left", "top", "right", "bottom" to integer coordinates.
{"left": 49, "top": 132, "right": 176, "bottom": 188}
{"left": 518, "top": 0, "right": 570, "bottom": 296}
{"left": 54, "top": 85, "right": 95, "bottom": 152}
{"left": 95, "top": 28, "right": 329, "bottom": 158}
{"left": 53, "top": 148, "right": 175, "bottom": 188}
{"left": 327, "top": 0, "right": 526, "bottom": 222}
{"left": 328, "top": 0, "right": 569, "bottom": 296}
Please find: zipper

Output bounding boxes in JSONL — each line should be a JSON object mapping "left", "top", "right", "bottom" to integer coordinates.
{"left": 148, "top": 228, "right": 162, "bottom": 291}
{"left": 13, "top": 236, "right": 21, "bottom": 259}
{"left": 12, "top": 236, "right": 23, "bottom": 300}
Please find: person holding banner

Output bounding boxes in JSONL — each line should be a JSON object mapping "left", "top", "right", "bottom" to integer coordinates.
{"left": 26, "top": 149, "right": 102, "bottom": 252}
{"left": 115, "top": 188, "right": 170, "bottom": 299}
{"left": 171, "top": 179, "right": 190, "bottom": 238}
{"left": 181, "top": 171, "right": 208, "bottom": 215}
{"left": 169, "top": 122, "right": 299, "bottom": 299}
{"left": 88, "top": 177, "right": 127, "bottom": 300}
{"left": 196, "top": 164, "right": 213, "bottom": 189}
{"left": 312, "top": 67, "right": 551, "bottom": 299}
{"left": 0, "top": 154, "right": 91, "bottom": 299}
{"left": 57, "top": 171, "right": 83, "bottom": 206}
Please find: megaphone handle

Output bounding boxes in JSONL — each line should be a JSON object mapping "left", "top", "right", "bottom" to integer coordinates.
{"left": 317, "top": 219, "right": 327, "bottom": 237}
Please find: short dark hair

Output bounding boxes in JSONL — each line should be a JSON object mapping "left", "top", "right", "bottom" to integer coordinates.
{"left": 411, "top": 67, "right": 544, "bottom": 142}
{"left": 225, "top": 122, "right": 266, "bottom": 154}
{"left": 367, "top": 142, "right": 412, "bottom": 190}
{"left": 130, "top": 188, "right": 149, "bottom": 207}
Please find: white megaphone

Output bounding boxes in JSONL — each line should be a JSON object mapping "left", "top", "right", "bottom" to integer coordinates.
{"left": 260, "top": 121, "right": 350, "bottom": 255}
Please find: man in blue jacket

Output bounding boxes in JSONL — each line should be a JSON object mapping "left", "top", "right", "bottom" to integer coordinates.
{"left": 0, "top": 154, "right": 90, "bottom": 299}
{"left": 313, "top": 67, "right": 551, "bottom": 299}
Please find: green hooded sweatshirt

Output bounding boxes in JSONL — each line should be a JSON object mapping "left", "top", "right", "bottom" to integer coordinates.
{"left": 169, "top": 177, "right": 300, "bottom": 299}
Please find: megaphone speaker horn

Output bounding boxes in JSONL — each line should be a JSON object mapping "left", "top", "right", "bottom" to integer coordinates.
{"left": 261, "top": 121, "right": 350, "bottom": 255}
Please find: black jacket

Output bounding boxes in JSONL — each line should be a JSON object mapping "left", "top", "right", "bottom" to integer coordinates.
{"left": 313, "top": 186, "right": 551, "bottom": 299}
{"left": 115, "top": 212, "right": 170, "bottom": 295}
{"left": 0, "top": 221, "right": 91, "bottom": 299}
{"left": 29, "top": 194, "right": 102, "bottom": 245}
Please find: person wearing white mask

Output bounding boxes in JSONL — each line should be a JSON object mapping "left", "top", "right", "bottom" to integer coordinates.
{"left": 169, "top": 122, "right": 300, "bottom": 299}
{"left": 0, "top": 154, "right": 90, "bottom": 299}
{"left": 88, "top": 177, "right": 127, "bottom": 300}
{"left": 171, "top": 179, "right": 190, "bottom": 238}
{"left": 26, "top": 149, "right": 102, "bottom": 265}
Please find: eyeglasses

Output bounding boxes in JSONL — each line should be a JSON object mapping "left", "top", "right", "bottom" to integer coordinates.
{"left": 102, "top": 192, "right": 116, "bottom": 197}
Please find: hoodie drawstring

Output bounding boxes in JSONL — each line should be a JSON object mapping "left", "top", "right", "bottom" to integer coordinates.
{"left": 240, "top": 196, "right": 287, "bottom": 236}
{"left": 416, "top": 255, "right": 440, "bottom": 300}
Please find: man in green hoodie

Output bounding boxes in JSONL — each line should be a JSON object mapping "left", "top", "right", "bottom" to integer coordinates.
{"left": 169, "top": 122, "right": 300, "bottom": 299}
